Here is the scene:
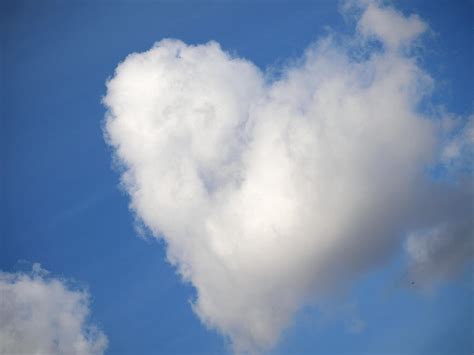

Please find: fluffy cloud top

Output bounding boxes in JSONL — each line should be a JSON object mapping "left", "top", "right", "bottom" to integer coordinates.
{"left": 0, "top": 264, "right": 107, "bottom": 355}
{"left": 356, "top": 1, "right": 427, "bottom": 50}
{"left": 103, "top": 1, "right": 473, "bottom": 353}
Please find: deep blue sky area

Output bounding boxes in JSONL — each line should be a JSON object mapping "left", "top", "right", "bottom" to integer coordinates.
{"left": 1, "top": 1, "right": 473, "bottom": 354}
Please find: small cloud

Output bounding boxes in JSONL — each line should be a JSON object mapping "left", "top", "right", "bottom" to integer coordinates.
{"left": 405, "top": 219, "right": 473, "bottom": 288}
{"left": 356, "top": 1, "right": 427, "bottom": 51}
{"left": 0, "top": 265, "right": 108, "bottom": 355}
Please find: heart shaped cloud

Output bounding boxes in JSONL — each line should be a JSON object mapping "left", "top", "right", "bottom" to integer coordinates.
{"left": 103, "top": 1, "right": 473, "bottom": 352}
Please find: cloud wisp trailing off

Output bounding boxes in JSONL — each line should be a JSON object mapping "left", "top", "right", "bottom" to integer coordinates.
{"left": 103, "top": 1, "right": 473, "bottom": 353}
{"left": 0, "top": 264, "right": 107, "bottom": 355}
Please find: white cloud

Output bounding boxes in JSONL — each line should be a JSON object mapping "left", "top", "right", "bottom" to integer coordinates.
{"left": 355, "top": 0, "right": 427, "bottom": 51}
{"left": 103, "top": 1, "right": 473, "bottom": 353}
{"left": 0, "top": 264, "right": 108, "bottom": 355}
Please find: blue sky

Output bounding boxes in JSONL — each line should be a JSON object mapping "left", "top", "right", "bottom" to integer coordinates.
{"left": 1, "top": 1, "right": 473, "bottom": 354}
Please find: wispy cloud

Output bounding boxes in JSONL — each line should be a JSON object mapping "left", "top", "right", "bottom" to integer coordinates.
{"left": 47, "top": 189, "right": 114, "bottom": 230}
